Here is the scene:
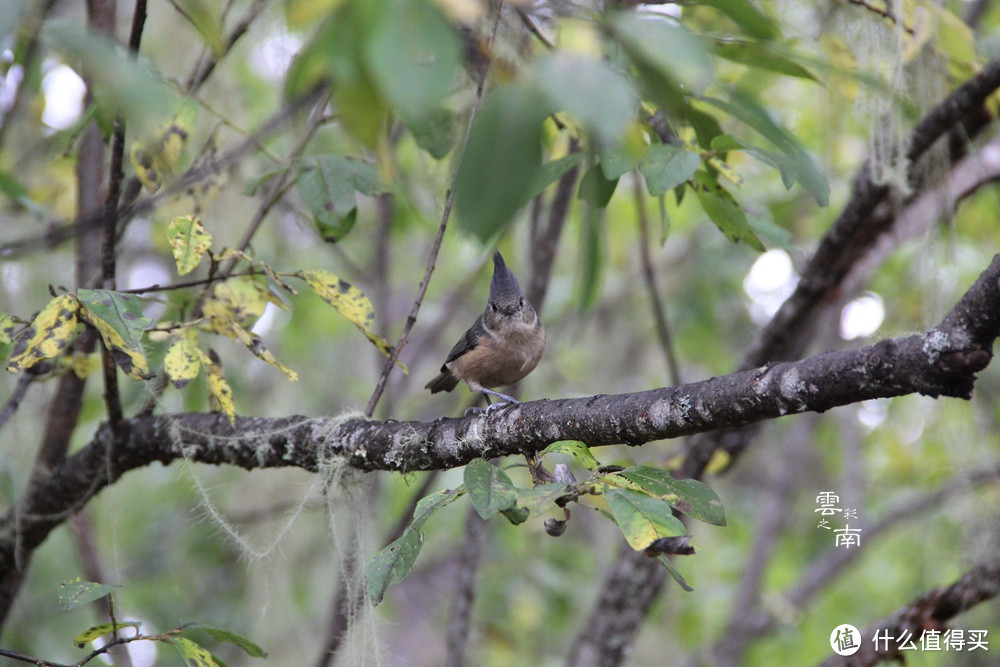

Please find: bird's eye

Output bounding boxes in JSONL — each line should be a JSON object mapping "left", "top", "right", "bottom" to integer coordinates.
{"left": 489, "top": 303, "right": 497, "bottom": 312}
{"left": 519, "top": 297, "right": 525, "bottom": 307}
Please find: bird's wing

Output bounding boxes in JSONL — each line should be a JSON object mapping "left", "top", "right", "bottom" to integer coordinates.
{"left": 443, "top": 314, "right": 489, "bottom": 365}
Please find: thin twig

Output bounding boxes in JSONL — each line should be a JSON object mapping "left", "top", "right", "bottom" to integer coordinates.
{"left": 0, "top": 374, "right": 35, "bottom": 431}
{"left": 185, "top": 0, "right": 269, "bottom": 92}
{"left": 633, "top": 176, "right": 681, "bottom": 387}
{"left": 516, "top": 8, "right": 554, "bottom": 50}
{"left": 220, "top": 91, "right": 332, "bottom": 278}
{"left": 363, "top": 7, "right": 503, "bottom": 417}
{"left": 845, "top": 0, "right": 916, "bottom": 35}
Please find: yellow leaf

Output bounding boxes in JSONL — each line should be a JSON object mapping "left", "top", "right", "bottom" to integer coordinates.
{"left": 199, "top": 349, "right": 235, "bottom": 424}
{"left": 228, "top": 321, "right": 298, "bottom": 381}
{"left": 0, "top": 311, "right": 15, "bottom": 344}
{"left": 211, "top": 248, "right": 297, "bottom": 300}
{"left": 201, "top": 278, "right": 269, "bottom": 336}
{"left": 164, "top": 339, "right": 202, "bottom": 388}
{"left": 708, "top": 155, "right": 744, "bottom": 187}
{"left": 6, "top": 295, "right": 79, "bottom": 372}
{"left": 301, "top": 269, "right": 397, "bottom": 360}
{"left": 174, "top": 130, "right": 227, "bottom": 214}
{"left": 173, "top": 637, "right": 220, "bottom": 667}
{"left": 66, "top": 351, "right": 101, "bottom": 379}
{"left": 704, "top": 449, "right": 732, "bottom": 475}
{"left": 77, "top": 296, "right": 153, "bottom": 380}
{"left": 129, "top": 103, "right": 197, "bottom": 193}
{"left": 167, "top": 215, "right": 213, "bottom": 275}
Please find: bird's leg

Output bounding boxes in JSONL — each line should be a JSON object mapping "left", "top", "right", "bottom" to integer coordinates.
{"left": 482, "top": 388, "right": 520, "bottom": 413}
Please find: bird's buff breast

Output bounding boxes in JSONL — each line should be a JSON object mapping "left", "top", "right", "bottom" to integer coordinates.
{"left": 453, "top": 323, "right": 545, "bottom": 389}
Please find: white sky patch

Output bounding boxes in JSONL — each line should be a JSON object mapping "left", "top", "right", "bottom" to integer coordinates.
{"left": 0, "top": 55, "right": 23, "bottom": 112}
{"left": 2, "top": 262, "right": 24, "bottom": 295}
{"left": 122, "top": 259, "right": 171, "bottom": 292}
{"left": 252, "top": 301, "right": 281, "bottom": 336}
{"left": 743, "top": 249, "right": 797, "bottom": 325}
{"left": 249, "top": 31, "right": 302, "bottom": 82}
{"left": 856, "top": 398, "right": 889, "bottom": 430}
{"left": 639, "top": 3, "right": 682, "bottom": 18}
{"left": 122, "top": 259, "right": 171, "bottom": 323}
{"left": 839, "top": 292, "right": 884, "bottom": 340}
{"left": 41, "top": 63, "right": 86, "bottom": 130}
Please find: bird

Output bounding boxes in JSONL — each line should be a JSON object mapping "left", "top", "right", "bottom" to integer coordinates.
{"left": 425, "top": 250, "right": 545, "bottom": 408}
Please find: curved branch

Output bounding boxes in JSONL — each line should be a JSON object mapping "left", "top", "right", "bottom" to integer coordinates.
{"left": 3, "top": 254, "right": 999, "bottom": 586}
{"left": 819, "top": 556, "right": 1000, "bottom": 666}
{"left": 745, "top": 56, "right": 1000, "bottom": 370}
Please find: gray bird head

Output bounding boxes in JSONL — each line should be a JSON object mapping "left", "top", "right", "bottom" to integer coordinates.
{"left": 489, "top": 251, "right": 525, "bottom": 314}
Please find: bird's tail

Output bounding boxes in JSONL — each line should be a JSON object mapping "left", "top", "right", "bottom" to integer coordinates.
{"left": 425, "top": 369, "right": 459, "bottom": 393}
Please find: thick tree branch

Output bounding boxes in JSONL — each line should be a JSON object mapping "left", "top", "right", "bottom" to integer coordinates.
{"left": 746, "top": 56, "right": 1000, "bottom": 371}
{"left": 819, "top": 556, "right": 1000, "bottom": 666}
{"left": 3, "top": 254, "right": 998, "bottom": 586}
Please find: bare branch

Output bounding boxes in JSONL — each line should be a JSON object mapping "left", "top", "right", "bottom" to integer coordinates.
{"left": 819, "top": 556, "right": 1000, "bottom": 666}
{"left": 3, "top": 253, "right": 998, "bottom": 593}
{"left": 365, "top": 7, "right": 503, "bottom": 416}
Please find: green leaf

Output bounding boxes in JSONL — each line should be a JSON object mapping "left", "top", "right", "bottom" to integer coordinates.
{"left": 297, "top": 155, "right": 380, "bottom": 243}
{"left": 454, "top": 83, "right": 550, "bottom": 242}
{"left": 657, "top": 555, "right": 694, "bottom": 592}
{"left": 639, "top": 144, "right": 701, "bottom": 196}
{"left": 58, "top": 578, "right": 119, "bottom": 611}
{"left": 534, "top": 53, "right": 636, "bottom": 146}
{"left": 173, "top": 636, "right": 221, "bottom": 667}
{"left": 700, "top": 91, "right": 828, "bottom": 206}
{"left": 604, "top": 488, "right": 687, "bottom": 551}
{"left": 511, "top": 482, "right": 576, "bottom": 516}
{"left": 713, "top": 40, "right": 819, "bottom": 82}
{"left": 73, "top": 621, "right": 141, "bottom": 645}
{"left": 524, "top": 154, "right": 584, "bottom": 207}
{"left": 284, "top": 2, "right": 387, "bottom": 145}
{"left": 173, "top": 0, "right": 226, "bottom": 58}
{"left": 43, "top": 19, "right": 178, "bottom": 136}
{"left": 499, "top": 504, "right": 530, "bottom": 525}
{"left": 609, "top": 13, "right": 712, "bottom": 95}
{"left": 746, "top": 213, "right": 793, "bottom": 250}
{"left": 243, "top": 166, "right": 290, "bottom": 196}
{"left": 598, "top": 144, "right": 643, "bottom": 180}
{"left": 6, "top": 294, "right": 79, "bottom": 373}
{"left": 578, "top": 162, "right": 619, "bottom": 209}
{"left": 692, "top": 170, "right": 764, "bottom": 251}
{"left": 697, "top": 0, "right": 779, "bottom": 40}
{"left": 77, "top": 289, "right": 154, "bottom": 380}
{"left": 0, "top": 170, "right": 45, "bottom": 215}
{"left": 366, "top": 488, "right": 463, "bottom": 605}
{"left": 464, "top": 458, "right": 518, "bottom": 519}
{"left": 405, "top": 106, "right": 454, "bottom": 159}
{"left": 366, "top": 0, "right": 460, "bottom": 122}
{"left": 710, "top": 134, "right": 795, "bottom": 189}
{"left": 617, "top": 466, "right": 727, "bottom": 526}
{"left": 541, "top": 441, "right": 600, "bottom": 471}
{"left": 577, "top": 207, "right": 603, "bottom": 311}
{"left": 167, "top": 215, "right": 213, "bottom": 275}
{"left": 182, "top": 626, "right": 267, "bottom": 658}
